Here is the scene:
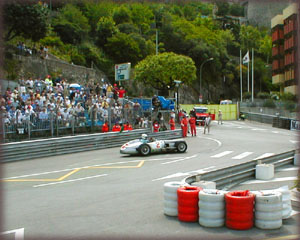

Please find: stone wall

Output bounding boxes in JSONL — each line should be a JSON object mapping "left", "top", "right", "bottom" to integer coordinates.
{"left": 14, "top": 54, "right": 108, "bottom": 85}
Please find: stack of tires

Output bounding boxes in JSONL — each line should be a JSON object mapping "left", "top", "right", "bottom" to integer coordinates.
{"left": 225, "top": 190, "right": 255, "bottom": 230}
{"left": 276, "top": 186, "right": 292, "bottom": 219}
{"left": 177, "top": 186, "right": 202, "bottom": 222}
{"left": 198, "top": 189, "right": 227, "bottom": 227}
{"left": 163, "top": 181, "right": 185, "bottom": 217}
{"left": 255, "top": 191, "right": 282, "bottom": 229}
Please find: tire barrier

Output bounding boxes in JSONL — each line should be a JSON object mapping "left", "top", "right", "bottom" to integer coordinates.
{"left": 163, "top": 181, "right": 187, "bottom": 217}
{"left": 255, "top": 164, "right": 274, "bottom": 180}
{"left": 177, "top": 186, "right": 202, "bottom": 222}
{"left": 225, "top": 190, "right": 255, "bottom": 230}
{"left": 275, "top": 186, "right": 292, "bottom": 219}
{"left": 198, "top": 189, "right": 227, "bottom": 227}
{"left": 254, "top": 191, "right": 283, "bottom": 229}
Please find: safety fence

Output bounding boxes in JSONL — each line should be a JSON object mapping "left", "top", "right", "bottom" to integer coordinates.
{"left": 2, "top": 129, "right": 183, "bottom": 163}
{"left": 184, "top": 150, "right": 296, "bottom": 190}
{"left": 241, "top": 112, "right": 297, "bottom": 130}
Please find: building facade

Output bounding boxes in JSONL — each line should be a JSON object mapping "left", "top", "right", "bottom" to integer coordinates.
{"left": 271, "top": 3, "right": 298, "bottom": 95}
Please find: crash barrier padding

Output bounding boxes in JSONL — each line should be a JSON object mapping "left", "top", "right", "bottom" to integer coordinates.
{"left": 255, "top": 164, "right": 274, "bottom": 180}
{"left": 198, "top": 189, "right": 227, "bottom": 227}
{"left": 164, "top": 181, "right": 185, "bottom": 217}
{"left": 177, "top": 186, "right": 202, "bottom": 222}
{"left": 254, "top": 191, "right": 283, "bottom": 229}
{"left": 225, "top": 190, "right": 255, "bottom": 230}
{"left": 276, "top": 186, "right": 292, "bottom": 219}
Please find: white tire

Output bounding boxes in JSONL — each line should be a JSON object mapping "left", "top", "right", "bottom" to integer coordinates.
{"left": 164, "top": 181, "right": 185, "bottom": 194}
{"left": 255, "top": 191, "right": 282, "bottom": 204}
{"left": 164, "top": 192, "right": 177, "bottom": 201}
{"left": 255, "top": 219, "right": 282, "bottom": 229}
{"left": 199, "top": 209, "right": 225, "bottom": 219}
{"left": 255, "top": 202, "right": 282, "bottom": 212}
{"left": 164, "top": 199, "right": 177, "bottom": 209}
{"left": 199, "top": 200, "right": 225, "bottom": 210}
{"left": 255, "top": 211, "right": 282, "bottom": 221}
{"left": 199, "top": 218, "right": 224, "bottom": 227}
{"left": 198, "top": 189, "right": 227, "bottom": 202}
{"left": 164, "top": 207, "right": 177, "bottom": 217}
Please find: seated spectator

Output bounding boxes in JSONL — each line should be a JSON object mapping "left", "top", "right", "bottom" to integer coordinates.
{"left": 123, "top": 121, "right": 133, "bottom": 131}
{"left": 39, "top": 108, "right": 49, "bottom": 121}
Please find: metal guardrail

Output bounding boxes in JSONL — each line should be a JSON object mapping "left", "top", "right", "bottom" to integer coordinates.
{"left": 184, "top": 150, "right": 296, "bottom": 189}
{"left": 2, "top": 129, "right": 183, "bottom": 163}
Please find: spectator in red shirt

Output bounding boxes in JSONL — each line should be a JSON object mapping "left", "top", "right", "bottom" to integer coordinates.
{"left": 169, "top": 116, "right": 175, "bottom": 130}
{"left": 124, "top": 121, "right": 133, "bottom": 131}
{"left": 118, "top": 87, "right": 126, "bottom": 104}
{"left": 153, "top": 120, "right": 160, "bottom": 132}
{"left": 181, "top": 115, "right": 188, "bottom": 137}
{"left": 189, "top": 115, "right": 196, "bottom": 136}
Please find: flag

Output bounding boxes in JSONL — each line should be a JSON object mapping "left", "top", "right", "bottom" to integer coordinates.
{"left": 243, "top": 51, "right": 250, "bottom": 64}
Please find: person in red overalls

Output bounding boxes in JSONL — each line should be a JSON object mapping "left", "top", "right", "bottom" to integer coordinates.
{"left": 102, "top": 121, "right": 109, "bottom": 133}
{"left": 112, "top": 122, "right": 121, "bottom": 132}
{"left": 124, "top": 121, "right": 133, "bottom": 131}
{"left": 169, "top": 116, "right": 175, "bottom": 130}
{"left": 181, "top": 115, "right": 188, "bottom": 137}
{"left": 189, "top": 115, "right": 197, "bottom": 136}
{"left": 153, "top": 120, "right": 160, "bottom": 132}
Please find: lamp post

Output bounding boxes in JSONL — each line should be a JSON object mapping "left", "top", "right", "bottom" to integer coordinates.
{"left": 174, "top": 80, "right": 182, "bottom": 112}
{"left": 199, "top": 58, "right": 214, "bottom": 103}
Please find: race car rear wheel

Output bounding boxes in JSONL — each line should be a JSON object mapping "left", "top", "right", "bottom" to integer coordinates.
{"left": 176, "top": 142, "right": 187, "bottom": 153}
{"left": 139, "top": 144, "right": 151, "bottom": 156}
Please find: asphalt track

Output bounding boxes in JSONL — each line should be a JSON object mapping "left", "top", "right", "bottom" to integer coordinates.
{"left": 1, "top": 120, "right": 299, "bottom": 239}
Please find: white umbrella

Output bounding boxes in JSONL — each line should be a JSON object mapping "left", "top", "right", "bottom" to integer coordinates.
{"left": 70, "top": 83, "right": 81, "bottom": 88}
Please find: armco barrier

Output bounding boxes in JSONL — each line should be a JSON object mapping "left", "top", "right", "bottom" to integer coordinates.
{"left": 184, "top": 150, "right": 296, "bottom": 189}
{"left": 2, "top": 129, "right": 183, "bottom": 163}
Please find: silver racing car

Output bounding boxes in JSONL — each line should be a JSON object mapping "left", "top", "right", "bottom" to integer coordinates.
{"left": 120, "top": 134, "right": 187, "bottom": 156}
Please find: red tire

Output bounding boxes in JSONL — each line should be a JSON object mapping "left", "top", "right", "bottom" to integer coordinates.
{"left": 225, "top": 191, "right": 255, "bottom": 230}
{"left": 177, "top": 186, "right": 201, "bottom": 222}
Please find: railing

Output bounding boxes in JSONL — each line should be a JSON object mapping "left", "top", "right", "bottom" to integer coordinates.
{"left": 184, "top": 150, "right": 296, "bottom": 189}
{"left": 1, "top": 129, "right": 183, "bottom": 163}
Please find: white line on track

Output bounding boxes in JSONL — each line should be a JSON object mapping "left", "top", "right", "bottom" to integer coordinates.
{"left": 161, "top": 154, "right": 198, "bottom": 165}
{"left": 33, "top": 174, "right": 108, "bottom": 188}
{"left": 232, "top": 152, "right": 253, "bottom": 159}
{"left": 199, "top": 137, "right": 222, "bottom": 147}
{"left": 211, "top": 151, "right": 233, "bottom": 158}
{"left": 254, "top": 153, "right": 274, "bottom": 160}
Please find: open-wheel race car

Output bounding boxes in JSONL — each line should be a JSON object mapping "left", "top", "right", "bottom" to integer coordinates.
{"left": 120, "top": 134, "right": 187, "bottom": 156}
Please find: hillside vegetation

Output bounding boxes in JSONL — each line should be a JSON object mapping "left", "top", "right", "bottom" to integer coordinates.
{"left": 4, "top": 0, "right": 280, "bottom": 103}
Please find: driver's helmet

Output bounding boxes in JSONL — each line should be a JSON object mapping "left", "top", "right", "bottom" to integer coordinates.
{"left": 141, "top": 134, "right": 148, "bottom": 139}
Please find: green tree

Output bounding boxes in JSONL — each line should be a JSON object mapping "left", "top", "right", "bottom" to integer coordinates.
{"left": 239, "top": 25, "right": 262, "bottom": 52}
{"left": 229, "top": 3, "right": 244, "bottom": 17}
{"left": 134, "top": 52, "right": 196, "bottom": 94}
{"left": 215, "top": 1, "right": 230, "bottom": 16}
{"left": 52, "top": 4, "right": 90, "bottom": 44}
{"left": 4, "top": 2, "right": 49, "bottom": 42}
{"left": 113, "top": 6, "right": 131, "bottom": 25}
{"left": 95, "top": 17, "right": 118, "bottom": 47}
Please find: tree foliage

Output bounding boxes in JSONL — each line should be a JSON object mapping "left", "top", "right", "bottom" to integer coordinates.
{"left": 4, "top": 2, "right": 49, "bottom": 41}
{"left": 134, "top": 52, "right": 196, "bottom": 92}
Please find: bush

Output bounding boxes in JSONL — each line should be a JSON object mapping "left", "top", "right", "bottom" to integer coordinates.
{"left": 257, "top": 92, "right": 270, "bottom": 99}
{"left": 243, "top": 92, "right": 251, "bottom": 99}
{"left": 71, "top": 53, "right": 86, "bottom": 66}
{"left": 263, "top": 99, "right": 276, "bottom": 108}
{"left": 40, "top": 36, "right": 63, "bottom": 48}
{"left": 280, "top": 92, "right": 297, "bottom": 102}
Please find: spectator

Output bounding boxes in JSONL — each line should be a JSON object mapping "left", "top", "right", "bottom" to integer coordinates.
{"left": 102, "top": 120, "right": 109, "bottom": 133}
{"left": 169, "top": 116, "right": 175, "bottom": 130}
{"left": 153, "top": 120, "right": 160, "bottom": 132}
{"left": 180, "top": 115, "right": 188, "bottom": 137}
{"left": 112, "top": 122, "right": 121, "bottom": 132}
{"left": 189, "top": 114, "right": 196, "bottom": 136}
{"left": 117, "top": 86, "right": 126, "bottom": 104}
{"left": 203, "top": 114, "right": 211, "bottom": 134}
{"left": 39, "top": 108, "right": 49, "bottom": 121}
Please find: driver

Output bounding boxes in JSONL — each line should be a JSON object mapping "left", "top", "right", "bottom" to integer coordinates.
{"left": 141, "top": 134, "right": 149, "bottom": 143}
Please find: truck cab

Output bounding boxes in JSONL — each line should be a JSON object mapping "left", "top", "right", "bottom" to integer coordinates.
{"left": 193, "top": 106, "right": 209, "bottom": 126}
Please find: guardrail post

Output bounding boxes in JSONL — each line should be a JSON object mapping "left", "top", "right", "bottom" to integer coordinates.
{"left": 2, "top": 119, "right": 5, "bottom": 143}
{"left": 50, "top": 114, "right": 54, "bottom": 137}
{"left": 27, "top": 120, "right": 31, "bottom": 140}
{"left": 71, "top": 117, "right": 75, "bottom": 135}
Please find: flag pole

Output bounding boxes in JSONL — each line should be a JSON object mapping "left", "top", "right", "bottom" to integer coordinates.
{"left": 251, "top": 48, "right": 254, "bottom": 102}
{"left": 247, "top": 49, "right": 250, "bottom": 93}
{"left": 240, "top": 49, "right": 243, "bottom": 102}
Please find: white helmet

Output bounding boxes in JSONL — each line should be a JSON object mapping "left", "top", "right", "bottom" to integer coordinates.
{"left": 142, "top": 134, "right": 148, "bottom": 139}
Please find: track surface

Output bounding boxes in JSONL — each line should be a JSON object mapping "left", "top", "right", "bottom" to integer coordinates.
{"left": 1, "top": 120, "right": 299, "bottom": 239}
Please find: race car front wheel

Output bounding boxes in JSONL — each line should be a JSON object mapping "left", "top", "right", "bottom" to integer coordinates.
{"left": 176, "top": 142, "right": 187, "bottom": 153}
{"left": 139, "top": 144, "right": 151, "bottom": 156}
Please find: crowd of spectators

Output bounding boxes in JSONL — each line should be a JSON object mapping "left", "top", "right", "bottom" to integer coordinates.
{"left": 1, "top": 75, "right": 145, "bottom": 131}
